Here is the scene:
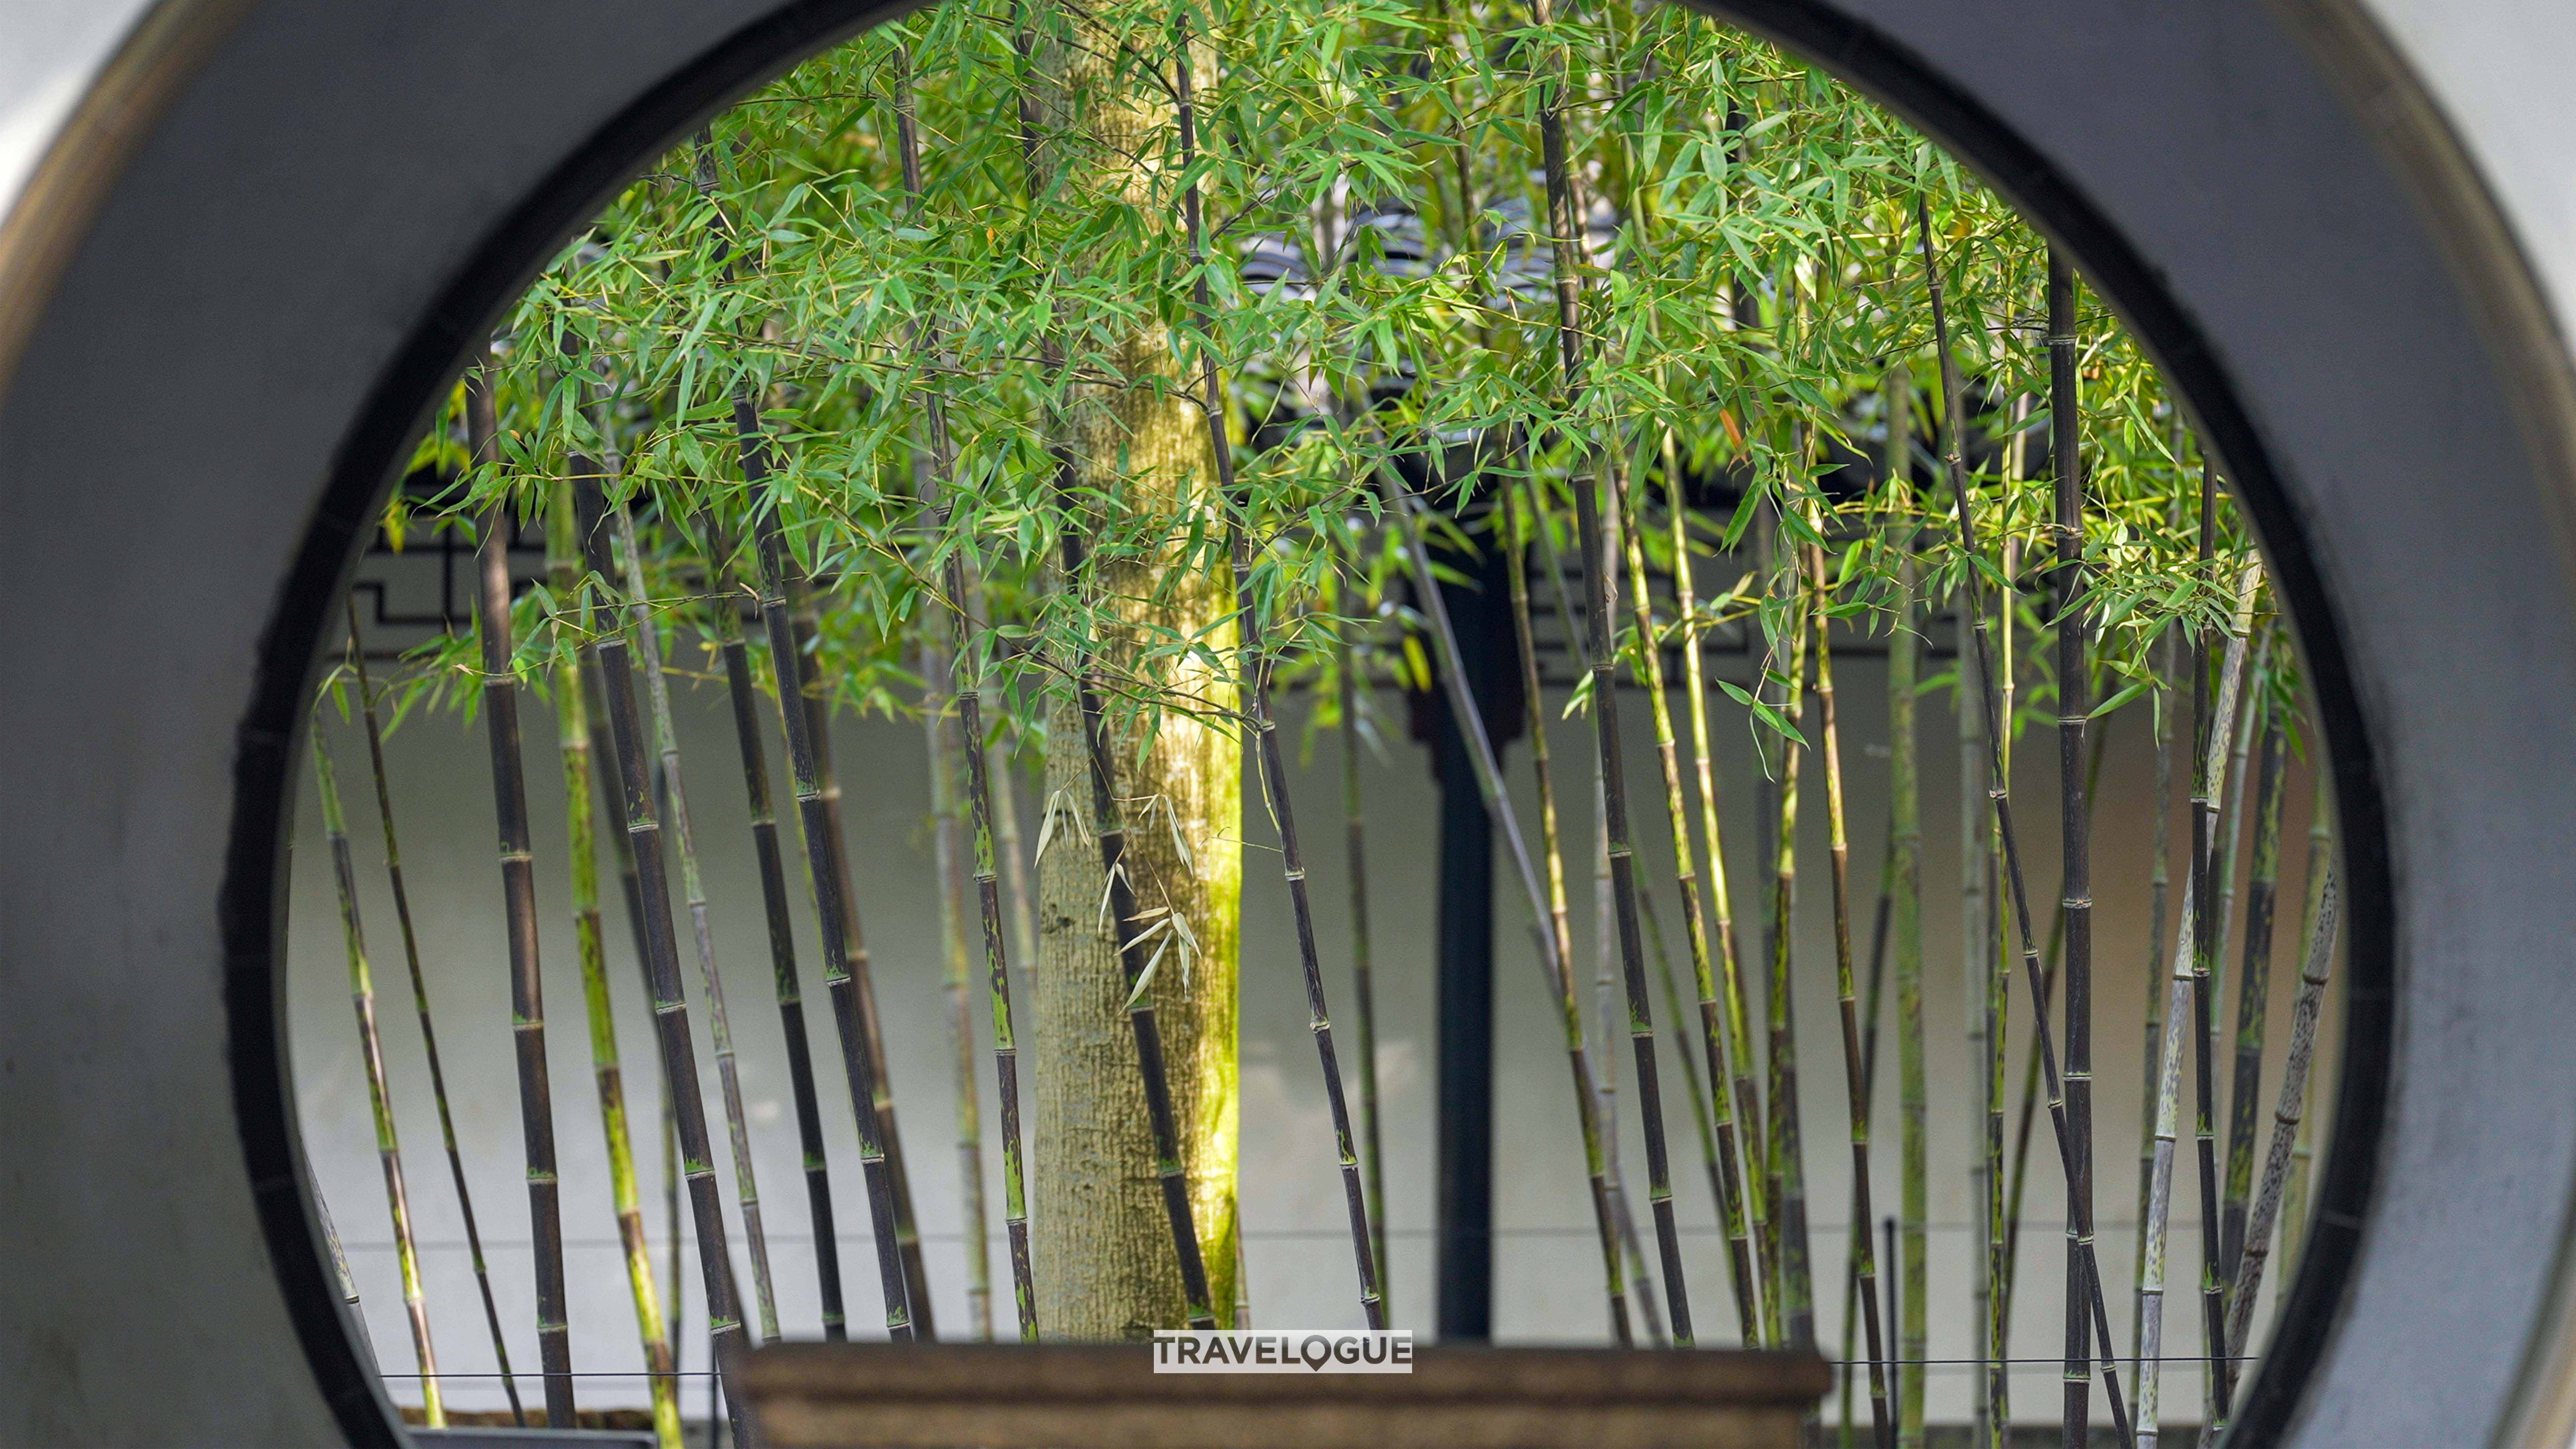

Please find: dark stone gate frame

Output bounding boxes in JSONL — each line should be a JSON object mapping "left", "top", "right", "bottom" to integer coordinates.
{"left": 2, "top": 0, "right": 2569, "bottom": 1443}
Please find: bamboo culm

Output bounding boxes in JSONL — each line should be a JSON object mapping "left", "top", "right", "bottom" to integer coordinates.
{"left": 1917, "top": 195, "right": 2133, "bottom": 1442}
{"left": 921, "top": 633, "right": 994, "bottom": 1340}
{"left": 1334, "top": 569, "right": 1391, "bottom": 1318}
{"left": 2276, "top": 774, "right": 2333, "bottom": 1279}
{"left": 466, "top": 362, "right": 576, "bottom": 1426}
{"left": 2209, "top": 868, "right": 2340, "bottom": 1445}
{"left": 2049, "top": 248, "right": 2095, "bottom": 1449}
{"left": 1174, "top": 32, "right": 1383, "bottom": 1327}
{"left": 1501, "top": 477, "right": 1636, "bottom": 1343}
{"left": 1640, "top": 892, "right": 1741, "bottom": 1337}
{"left": 2001, "top": 720, "right": 2109, "bottom": 1317}
{"left": 2132, "top": 562, "right": 2262, "bottom": 1449}
{"left": 2134, "top": 626, "right": 2175, "bottom": 1389}
{"left": 611, "top": 503, "right": 781, "bottom": 1344}
{"left": 318, "top": 1187, "right": 381, "bottom": 1374}
{"left": 892, "top": 50, "right": 1012, "bottom": 1341}
{"left": 1807, "top": 540, "right": 1892, "bottom": 1445}
{"left": 1981, "top": 544, "right": 2009, "bottom": 1449}
{"left": 698, "top": 516, "right": 847, "bottom": 1341}
{"left": 573, "top": 477, "right": 751, "bottom": 1438}
{"left": 1955, "top": 529, "right": 1994, "bottom": 1449}
{"left": 2189, "top": 464, "right": 2235, "bottom": 1424}
{"left": 1884, "top": 366, "right": 1930, "bottom": 1449}
{"left": 551, "top": 483, "right": 682, "bottom": 1449}
{"left": 786, "top": 559, "right": 938, "bottom": 1335}
{"left": 2209, "top": 640, "right": 2266, "bottom": 1015}
{"left": 1759, "top": 498, "right": 1818, "bottom": 1354}
{"left": 344, "top": 604, "right": 521, "bottom": 1424}
{"left": 311, "top": 718, "right": 444, "bottom": 1429}
{"left": 1840, "top": 825, "right": 1894, "bottom": 1429}
{"left": 2221, "top": 713, "right": 2290, "bottom": 1286}
{"left": 1316, "top": 212, "right": 1388, "bottom": 1311}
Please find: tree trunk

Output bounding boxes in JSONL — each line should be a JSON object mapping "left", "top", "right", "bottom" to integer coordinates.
{"left": 1030, "top": 536, "right": 1241, "bottom": 1335}
{"left": 1028, "top": 8, "right": 1239, "bottom": 1339}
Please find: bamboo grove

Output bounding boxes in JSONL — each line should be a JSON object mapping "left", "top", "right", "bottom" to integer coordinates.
{"left": 300, "top": 0, "right": 2346, "bottom": 1442}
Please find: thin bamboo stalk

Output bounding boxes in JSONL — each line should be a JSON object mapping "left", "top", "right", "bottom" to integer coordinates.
{"left": 1957, "top": 534, "right": 1993, "bottom": 1449}
{"left": 1885, "top": 366, "right": 1929, "bottom": 1449}
{"left": 697, "top": 517, "right": 846, "bottom": 1341}
{"left": 1917, "top": 195, "right": 2133, "bottom": 1442}
{"left": 922, "top": 635, "right": 994, "bottom": 1340}
{"left": 2189, "top": 465, "right": 2235, "bottom": 1423}
{"left": 318, "top": 1187, "right": 380, "bottom": 1373}
{"left": 2001, "top": 719, "right": 2108, "bottom": 1309}
{"left": 1173, "top": 32, "right": 1383, "bottom": 1327}
{"left": 2048, "top": 249, "right": 2095, "bottom": 1449}
{"left": 1334, "top": 569, "right": 1390, "bottom": 1317}
{"left": 2209, "top": 641, "right": 2266, "bottom": 1015}
{"left": 574, "top": 477, "right": 751, "bottom": 1436}
{"left": 1807, "top": 540, "right": 1891, "bottom": 1446}
{"left": 1640, "top": 889, "right": 1737, "bottom": 1336}
{"left": 311, "top": 717, "right": 444, "bottom": 1428}
{"left": 740, "top": 477, "right": 917, "bottom": 1342}
{"left": 1984, "top": 539, "right": 2011, "bottom": 1449}
{"left": 343, "top": 604, "right": 520, "bottom": 1423}
{"left": 1850, "top": 820, "right": 1894, "bottom": 1390}
{"left": 664, "top": 918, "right": 684, "bottom": 1365}
{"left": 1502, "top": 476, "right": 1636, "bottom": 1343}
{"left": 692, "top": 141, "right": 936, "bottom": 1334}
{"left": 891, "top": 52, "right": 1003, "bottom": 1342}
{"left": 1882, "top": 1214, "right": 1901, "bottom": 1443}
{"left": 1595, "top": 720, "right": 1635, "bottom": 1343}
{"left": 1669, "top": 433, "right": 1773, "bottom": 1343}
{"left": 612, "top": 504, "right": 780, "bottom": 1344}
{"left": 1988, "top": 528, "right": 2009, "bottom": 1444}
{"left": 2275, "top": 772, "right": 2333, "bottom": 1279}
{"left": 552, "top": 482, "right": 682, "bottom": 1449}
{"left": 2220, "top": 711, "right": 2288, "bottom": 1285}
{"left": 466, "top": 359, "right": 575, "bottom": 1426}
{"left": 1619, "top": 449, "right": 1760, "bottom": 1340}
{"left": 2132, "top": 564, "right": 2262, "bottom": 1449}
{"left": 783, "top": 561, "right": 937, "bottom": 1337}
{"left": 2210, "top": 866, "right": 2340, "bottom": 1443}
{"left": 1763, "top": 505, "right": 1813, "bottom": 1352}
{"left": 1591, "top": 487, "right": 1635, "bottom": 1345}
{"left": 2134, "top": 626, "right": 2174, "bottom": 1389}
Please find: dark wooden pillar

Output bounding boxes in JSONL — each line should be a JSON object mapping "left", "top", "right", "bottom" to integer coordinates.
{"left": 1410, "top": 497, "right": 1521, "bottom": 1342}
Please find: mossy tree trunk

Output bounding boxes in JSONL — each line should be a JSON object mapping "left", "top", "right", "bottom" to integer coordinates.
{"left": 1029, "top": 6, "right": 1240, "bottom": 1339}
